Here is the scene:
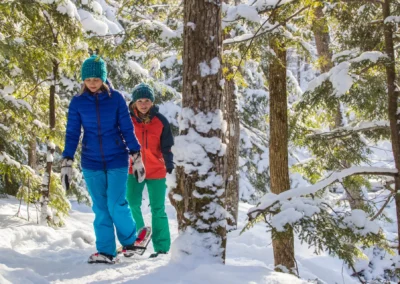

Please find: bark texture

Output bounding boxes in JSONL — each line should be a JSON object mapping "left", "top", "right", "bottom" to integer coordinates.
{"left": 224, "top": 71, "right": 240, "bottom": 228}
{"left": 268, "top": 35, "right": 296, "bottom": 272}
{"left": 169, "top": 0, "right": 227, "bottom": 261}
{"left": 40, "top": 142, "right": 55, "bottom": 224}
{"left": 28, "top": 137, "right": 37, "bottom": 171}
{"left": 223, "top": 0, "right": 240, "bottom": 229}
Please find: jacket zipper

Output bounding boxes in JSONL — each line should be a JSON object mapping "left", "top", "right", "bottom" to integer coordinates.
{"left": 96, "top": 95, "right": 107, "bottom": 171}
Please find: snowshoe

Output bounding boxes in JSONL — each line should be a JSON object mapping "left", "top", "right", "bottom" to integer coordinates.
{"left": 88, "top": 252, "right": 118, "bottom": 264}
{"left": 121, "top": 226, "right": 152, "bottom": 257}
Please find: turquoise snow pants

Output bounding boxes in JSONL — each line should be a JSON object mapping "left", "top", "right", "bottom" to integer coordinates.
{"left": 82, "top": 167, "right": 137, "bottom": 256}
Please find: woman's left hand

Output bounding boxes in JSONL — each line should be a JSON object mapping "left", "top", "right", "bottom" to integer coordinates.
{"left": 130, "top": 151, "right": 146, "bottom": 183}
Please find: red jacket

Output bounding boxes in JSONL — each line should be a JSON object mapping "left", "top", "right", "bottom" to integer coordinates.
{"left": 129, "top": 106, "right": 174, "bottom": 179}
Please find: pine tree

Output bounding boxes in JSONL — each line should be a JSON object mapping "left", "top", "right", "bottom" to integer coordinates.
{"left": 0, "top": 0, "right": 83, "bottom": 225}
{"left": 311, "top": 1, "right": 365, "bottom": 210}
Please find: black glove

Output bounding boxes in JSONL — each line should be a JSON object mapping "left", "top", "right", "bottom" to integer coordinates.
{"left": 130, "top": 150, "right": 146, "bottom": 183}
{"left": 61, "top": 158, "right": 73, "bottom": 191}
{"left": 166, "top": 167, "right": 174, "bottom": 174}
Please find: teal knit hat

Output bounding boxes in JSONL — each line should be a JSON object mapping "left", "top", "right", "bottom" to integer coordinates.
{"left": 81, "top": 55, "right": 107, "bottom": 82}
{"left": 131, "top": 83, "right": 155, "bottom": 102}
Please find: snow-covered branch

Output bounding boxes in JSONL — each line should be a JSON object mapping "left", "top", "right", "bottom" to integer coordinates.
{"left": 306, "top": 51, "right": 388, "bottom": 97}
{"left": 306, "top": 121, "right": 390, "bottom": 140}
{"left": 248, "top": 166, "right": 398, "bottom": 219}
{"left": 223, "top": 5, "right": 309, "bottom": 45}
{"left": 340, "top": 0, "right": 383, "bottom": 4}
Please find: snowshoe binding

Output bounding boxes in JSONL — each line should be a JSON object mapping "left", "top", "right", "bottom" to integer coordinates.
{"left": 120, "top": 226, "right": 152, "bottom": 257}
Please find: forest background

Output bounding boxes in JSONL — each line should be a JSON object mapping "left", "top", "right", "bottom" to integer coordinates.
{"left": 0, "top": 0, "right": 400, "bottom": 283}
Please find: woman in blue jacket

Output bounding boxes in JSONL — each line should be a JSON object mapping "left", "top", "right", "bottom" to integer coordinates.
{"left": 61, "top": 54, "right": 146, "bottom": 264}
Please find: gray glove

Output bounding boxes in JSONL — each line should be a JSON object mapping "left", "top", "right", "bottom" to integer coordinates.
{"left": 130, "top": 151, "right": 146, "bottom": 183}
{"left": 61, "top": 158, "right": 73, "bottom": 191}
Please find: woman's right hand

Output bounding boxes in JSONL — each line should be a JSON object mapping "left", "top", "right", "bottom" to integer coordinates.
{"left": 61, "top": 158, "right": 74, "bottom": 191}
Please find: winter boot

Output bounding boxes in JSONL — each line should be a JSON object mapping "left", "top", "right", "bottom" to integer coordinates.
{"left": 149, "top": 251, "right": 168, "bottom": 258}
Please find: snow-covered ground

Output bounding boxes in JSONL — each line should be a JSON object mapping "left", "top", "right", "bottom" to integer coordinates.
{"left": 0, "top": 190, "right": 373, "bottom": 284}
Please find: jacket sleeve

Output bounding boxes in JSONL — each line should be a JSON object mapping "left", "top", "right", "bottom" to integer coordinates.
{"left": 158, "top": 113, "right": 174, "bottom": 169}
{"left": 62, "top": 96, "right": 81, "bottom": 159}
{"left": 116, "top": 92, "right": 141, "bottom": 152}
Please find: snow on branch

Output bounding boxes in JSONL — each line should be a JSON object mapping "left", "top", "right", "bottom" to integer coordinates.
{"left": 241, "top": 122, "right": 268, "bottom": 144}
{"left": 384, "top": 16, "right": 400, "bottom": 24}
{"left": 1, "top": 86, "right": 33, "bottom": 112}
{"left": 222, "top": 3, "right": 261, "bottom": 24}
{"left": 0, "top": 151, "right": 21, "bottom": 168}
{"left": 130, "top": 19, "right": 182, "bottom": 41}
{"left": 306, "top": 51, "right": 388, "bottom": 97}
{"left": 223, "top": 5, "right": 308, "bottom": 45}
{"left": 253, "top": 0, "right": 296, "bottom": 12}
{"left": 306, "top": 121, "right": 390, "bottom": 140}
{"left": 248, "top": 166, "right": 398, "bottom": 219}
{"left": 222, "top": 0, "right": 297, "bottom": 25}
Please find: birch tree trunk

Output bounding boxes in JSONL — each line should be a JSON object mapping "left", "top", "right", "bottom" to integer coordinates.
{"left": 169, "top": 0, "right": 227, "bottom": 262}
{"left": 40, "top": 141, "right": 55, "bottom": 224}
{"left": 269, "top": 34, "right": 296, "bottom": 272}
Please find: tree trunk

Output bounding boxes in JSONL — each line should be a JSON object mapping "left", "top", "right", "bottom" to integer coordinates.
{"left": 169, "top": 0, "right": 227, "bottom": 262}
{"left": 312, "top": 4, "right": 364, "bottom": 210}
{"left": 28, "top": 137, "right": 37, "bottom": 171}
{"left": 222, "top": 0, "right": 240, "bottom": 229}
{"left": 40, "top": 141, "right": 55, "bottom": 224}
{"left": 382, "top": 0, "right": 400, "bottom": 255}
{"left": 269, "top": 34, "right": 296, "bottom": 272}
{"left": 49, "top": 61, "right": 58, "bottom": 130}
{"left": 312, "top": 6, "right": 333, "bottom": 74}
{"left": 40, "top": 59, "right": 58, "bottom": 224}
{"left": 224, "top": 70, "right": 240, "bottom": 229}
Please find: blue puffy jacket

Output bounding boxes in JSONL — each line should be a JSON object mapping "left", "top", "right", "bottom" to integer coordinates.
{"left": 62, "top": 88, "right": 141, "bottom": 170}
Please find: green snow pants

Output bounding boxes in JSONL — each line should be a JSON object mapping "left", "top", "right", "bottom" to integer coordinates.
{"left": 126, "top": 175, "right": 171, "bottom": 253}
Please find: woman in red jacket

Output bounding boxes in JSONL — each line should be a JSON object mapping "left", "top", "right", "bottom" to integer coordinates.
{"left": 126, "top": 83, "right": 174, "bottom": 258}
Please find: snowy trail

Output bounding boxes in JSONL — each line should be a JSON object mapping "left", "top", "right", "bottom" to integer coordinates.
{"left": 0, "top": 196, "right": 361, "bottom": 283}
